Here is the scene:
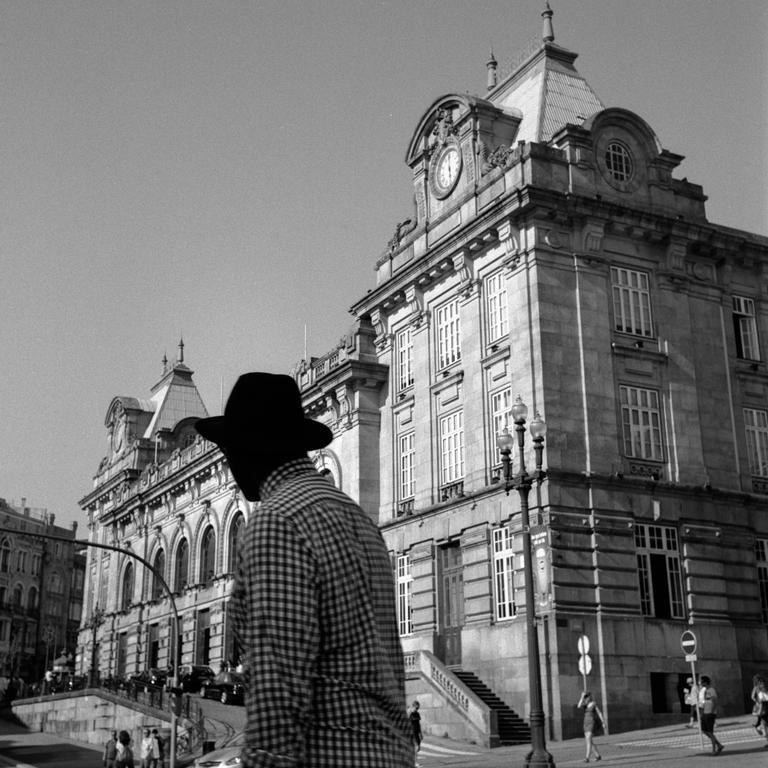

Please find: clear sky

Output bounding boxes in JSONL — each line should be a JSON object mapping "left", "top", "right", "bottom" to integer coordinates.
{"left": 1, "top": 0, "right": 766, "bottom": 529}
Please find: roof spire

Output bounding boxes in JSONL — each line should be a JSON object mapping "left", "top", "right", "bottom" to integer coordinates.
{"left": 486, "top": 48, "right": 498, "bottom": 91}
{"left": 162, "top": 351, "right": 168, "bottom": 374}
{"left": 542, "top": 1, "right": 555, "bottom": 43}
{"left": 178, "top": 336, "right": 185, "bottom": 364}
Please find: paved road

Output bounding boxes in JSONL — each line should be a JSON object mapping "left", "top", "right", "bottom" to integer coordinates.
{"left": 1, "top": 702, "right": 767, "bottom": 768}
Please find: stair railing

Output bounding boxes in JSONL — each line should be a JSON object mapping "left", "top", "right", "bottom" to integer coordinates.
{"left": 404, "top": 649, "right": 500, "bottom": 747}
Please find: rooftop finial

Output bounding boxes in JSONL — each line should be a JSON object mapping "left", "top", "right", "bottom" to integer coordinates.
{"left": 162, "top": 351, "right": 168, "bottom": 374}
{"left": 178, "top": 336, "right": 185, "bottom": 364}
{"left": 542, "top": 1, "right": 555, "bottom": 43}
{"left": 486, "top": 48, "right": 498, "bottom": 91}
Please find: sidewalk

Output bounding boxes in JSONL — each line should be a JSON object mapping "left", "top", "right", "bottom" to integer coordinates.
{"left": 0, "top": 706, "right": 102, "bottom": 768}
{"left": 1, "top": 705, "right": 766, "bottom": 768}
{"left": 416, "top": 715, "right": 768, "bottom": 766}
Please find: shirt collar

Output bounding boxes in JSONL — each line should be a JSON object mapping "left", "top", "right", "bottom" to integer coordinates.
{"left": 259, "top": 457, "right": 317, "bottom": 500}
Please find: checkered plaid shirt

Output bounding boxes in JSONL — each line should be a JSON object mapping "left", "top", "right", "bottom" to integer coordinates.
{"left": 231, "top": 458, "right": 414, "bottom": 768}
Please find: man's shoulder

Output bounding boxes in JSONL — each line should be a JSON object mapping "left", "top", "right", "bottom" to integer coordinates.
{"left": 265, "top": 470, "right": 358, "bottom": 518}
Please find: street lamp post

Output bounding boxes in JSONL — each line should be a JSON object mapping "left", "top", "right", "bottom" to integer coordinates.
{"left": 497, "top": 395, "right": 555, "bottom": 768}
{"left": 88, "top": 607, "right": 104, "bottom": 689}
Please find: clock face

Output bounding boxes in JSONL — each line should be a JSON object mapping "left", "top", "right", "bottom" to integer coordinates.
{"left": 431, "top": 143, "right": 462, "bottom": 199}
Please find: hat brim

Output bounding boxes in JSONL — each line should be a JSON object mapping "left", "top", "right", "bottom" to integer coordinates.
{"left": 195, "top": 415, "right": 333, "bottom": 452}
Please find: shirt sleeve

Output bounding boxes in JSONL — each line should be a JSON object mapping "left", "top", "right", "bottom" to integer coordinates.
{"left": 232, "top": 509, "right": 320, "bottom": 768}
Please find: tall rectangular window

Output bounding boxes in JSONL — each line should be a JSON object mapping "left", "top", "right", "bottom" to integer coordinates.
{"left": 440, "top": 410, "right": 464, "bottom": 484}
{"left": 745, "top": 408, "right": 768, "bottom": 477}
{"left": 756, "top": 539, "right": 768, "bottom": 624}
{"left": 490, "top": 387, "right": 511, "bottom": 463}
{"left": 396, "top": 555, "right": 413, "bottom": 636}
{"left": 396, "top": 327, "right": 414, "bottom": 391}
{"left": 634, "top": 524, "right": 685, "bottom": 619}
{"left": 486, "top": 271, "right": 508, "bottom": 344}
{"left": 436, "top": 297, "right": 461, "bottom": 369}
{"left": 398, "top": 432, "right": 415, "bottom": 501}
{"left": 620, "top": 385, "right": 663, "bottom": 460}
{"left": 612, "top": 267, "right": 653, "bottom": 337}
{"left": 493, "top": 526, "right": 517, "bottom": 620}
{"left": 733, "top": 296, "right": 760, "bottom": 361}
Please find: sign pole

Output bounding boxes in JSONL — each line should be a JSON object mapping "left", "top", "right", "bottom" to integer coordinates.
{"left": 681, "top": 630, "right": 704, "bottom": 753}
{"left": 689, "top": 656, "right": 704, "bottom": 752}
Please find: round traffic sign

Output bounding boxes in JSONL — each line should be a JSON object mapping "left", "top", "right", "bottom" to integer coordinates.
{"left": 578, "top": 655, "right": 592, "bottom": 676}
{"left": 577, "top": 635, "right": 590, "bottom": 655}
{"left": 680, "top": 630, "right": 697, "bottom": 654}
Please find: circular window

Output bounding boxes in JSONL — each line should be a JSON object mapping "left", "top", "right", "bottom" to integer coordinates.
{"left": 604, "top": 141, "right": 633, "bottom": 182}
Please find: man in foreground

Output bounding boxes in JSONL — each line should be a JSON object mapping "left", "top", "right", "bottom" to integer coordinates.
{"left": 195, "top": 372, "right": 413, "bottom": 767}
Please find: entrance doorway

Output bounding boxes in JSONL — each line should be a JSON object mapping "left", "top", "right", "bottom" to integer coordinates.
{"left": 437, "top": 542, "right": 463, "bottom": 667}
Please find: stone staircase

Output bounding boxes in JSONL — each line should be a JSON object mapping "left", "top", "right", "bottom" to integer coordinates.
{"left": 452, "top": 670, "right": 531, "bottom": 745}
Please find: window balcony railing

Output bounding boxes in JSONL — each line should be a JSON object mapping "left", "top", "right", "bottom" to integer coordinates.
{"left": 440, "top": 480, "right": 465, "bottom": 502}
{"left": 753, "top": 477, "right": 768, "bottom": 495}
{"left": 397, "top": 499, "right": 414, "bottom": 517}
{"left": 627, "top": 461, "right": 663, "bottom": 481}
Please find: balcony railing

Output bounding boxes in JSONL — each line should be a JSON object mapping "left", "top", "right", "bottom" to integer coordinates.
{"left": 440, "top": 480, "right": 465, "bottom": 502}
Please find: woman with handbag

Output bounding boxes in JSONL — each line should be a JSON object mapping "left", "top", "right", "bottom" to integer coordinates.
{"left": 577, "top": 690, "right": 603, "bottom": 763}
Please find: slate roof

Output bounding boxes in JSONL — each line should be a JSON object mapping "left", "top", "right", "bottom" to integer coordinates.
{"left": 491, "top": 42, "right": 604, "bottom": 144}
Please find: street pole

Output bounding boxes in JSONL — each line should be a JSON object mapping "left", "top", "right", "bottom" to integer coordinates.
{"left": 498, "top": 397, "right": 555, "bottom": 768}
{"left": 0, "top": 527, "right": 180, "bottom": 768}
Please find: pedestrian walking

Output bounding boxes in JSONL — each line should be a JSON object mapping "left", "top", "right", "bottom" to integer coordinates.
{"left": 104, "top": 730, "right": 118, "bottom": 768}
{"left": 577, "top": 691, "right": 603, "bottom": 763}
{"left": 750, "top": 674, "right": 768, "bottom": 740}
{"left": 683, "top": 676, "right": 698, "bottom": 728}
{"left": 139, "top": 727, "right": 153, "bottom": 768}
{"left": 115, "top": 730, "right": 135, "bottom": 768}
{"left": 409, "top": 701, "right": 422, "bottom": 765}
{"left": 195, "top": 372, "right": 414, "bottom": 768}
{"left": 152, "top": 729, "right": 165, "bottom": 768}
{"left": 697, "top": 675, "right": 724, "bottom": 755}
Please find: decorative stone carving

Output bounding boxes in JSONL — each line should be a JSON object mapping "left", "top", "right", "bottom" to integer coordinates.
{"left": 387, "top": 218, "right": 416, "bottom": 255}
{"left": 479, "top": 142, "right": 513, "bottom": 175}
{"left": 405, "top": 285, "right": 428, "bottom": 328}
{"left": 430, "top": 106, "right": 458, "bottom": 148}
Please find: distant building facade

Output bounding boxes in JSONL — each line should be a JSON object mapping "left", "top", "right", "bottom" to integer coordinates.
{"left": 76, "top": 344, "right": 247, "bottom": 682}
{"left": 0, "top": 498, "right": 84, "bottom": 682}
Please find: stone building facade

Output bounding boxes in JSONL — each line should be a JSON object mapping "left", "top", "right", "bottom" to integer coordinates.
{"left": 0, "top": 498, "right": 84, "bottom": 682}
{"left": 78, "top": 7, "right": 768, "bottom": 742}
{"left": 297, "top": 9, "right": 768, "bottom": 740}
{"left": 76, "top": 345, "right": 250, "bottom": 681}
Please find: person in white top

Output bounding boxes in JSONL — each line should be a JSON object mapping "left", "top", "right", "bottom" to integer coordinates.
{"left": 697, "top": 675, "right": 723, "bottom": 755}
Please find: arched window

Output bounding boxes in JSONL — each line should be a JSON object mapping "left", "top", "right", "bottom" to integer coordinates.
{"left": 0, "top": 540, "right": 10, "bottom": 573}
{"left": 228, "top": 512, "right": 245, "bottom": 572}
{"left": 28, "top": 587, "right": 38, "bottom": 611}
{"left": 175, "top": 539, "right": 189, "bottom": 592}
{"left": 200, "top": 527, "right": 216, "bottom": 586}
{"left": 152, "top": 549, "right": 166, "bottom": 601}
{"left": 12, "top": 585, "right": 23, "bottom": 607}
{"left": 121, "top": 563, "right": 134, "bottom": 610}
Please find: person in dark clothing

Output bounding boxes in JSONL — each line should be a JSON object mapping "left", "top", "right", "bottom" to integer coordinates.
{"left": 409, "top": 701, "right": 422, "bottom": 763}
{"left": 104, "top": 731, "right": 118, "bottom": 768}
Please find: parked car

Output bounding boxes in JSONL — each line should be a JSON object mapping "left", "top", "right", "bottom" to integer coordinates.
{"left": 193, "top": 730, "right": 244, "bottom": 767}
{"left": 132, "top": 667, "right": 169, "bottom": 691}
{"left": 200, "top": 671, "right": 246, "bottom": 704}
{"left": 179, "top": 664, "right": 215, "bottom": 693}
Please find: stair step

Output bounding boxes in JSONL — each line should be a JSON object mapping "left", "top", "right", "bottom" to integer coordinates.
{"left": 451, "top": 669, "right": 531, "bottom": 745}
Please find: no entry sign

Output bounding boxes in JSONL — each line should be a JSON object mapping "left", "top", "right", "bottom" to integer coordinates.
{"left": 680, "top": 630, "right": 697, "bottom": 655}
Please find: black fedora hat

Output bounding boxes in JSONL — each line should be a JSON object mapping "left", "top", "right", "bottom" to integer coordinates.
{"left": 195, "top": 372, "right": 333, "bottom": 452}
